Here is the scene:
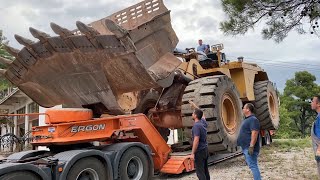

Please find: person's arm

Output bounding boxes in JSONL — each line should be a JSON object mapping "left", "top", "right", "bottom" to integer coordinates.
{"left": 248, "top": 118, "right": 260, "bottom": 155}
{"left": 190, "top": 136, "right": 199, "bottom": 159}
{"left": 317, "top": 146, "right": 320, "bottom": 155}
{"left": 316, "top": 117, "right": 320, "bottom": 155}
{"left": 248, "top": 130, "right": 259, "bottom": 155}
{"left": 188, "top": 100, "right": 206, "bottom": 119}
{"left": 189, "top": 124, "right": 200, "bottom": 159}
{"left": 204, "top": 45, "right": 209, "bottom": 54}
{"left": 189, "top": 100, "right": 199, "bottom": 109}
{"left": 250, "top": 130, "right": 259, "bottom": 147}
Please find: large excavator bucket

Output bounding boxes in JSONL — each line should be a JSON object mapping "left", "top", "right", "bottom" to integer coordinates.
{"left": 3, "top": 0, "right": 180, "bottom": 114}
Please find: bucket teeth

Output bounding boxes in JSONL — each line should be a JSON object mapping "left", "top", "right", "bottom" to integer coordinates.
{"left": 14, "top": 34, "right": 34, "bottom": 47}
{"left": 0, "top": 69, "right": 5, "bottom": 76}
{"left": 0, "top": 56, "right": 13, "bottom": 65}
{"left": 50, "top": 22, "right": 73, "bottom": 38}
{"left": 29, "top": 27, "right": 50, "bottom": 42}
{"left": 3, "top": 45, "right": 19, "bottom": 57}
{"left": 105, "top": 19, "right": 128, "bottom": 38}
{"left": 76, "top": 21, "right": 99, "bottom": 37}
{"left": 105, "top": 19, "right": 136, "bottom": 52}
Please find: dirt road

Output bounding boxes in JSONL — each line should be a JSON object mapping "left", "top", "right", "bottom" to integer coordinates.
{"left": 156, "top": 139, "right": 318, "bottom": 180}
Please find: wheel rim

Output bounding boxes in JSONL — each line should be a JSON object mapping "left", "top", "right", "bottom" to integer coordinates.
{"left": 76, "top": 168, "right": 99, "bottom": 180}
{"left": 126, "top": 156, "right": 143, "bottom": 180}
{"left": 221, "top": 93, "right": 237, "bottom": 134}
{"left": 268, "top": 92, "right": 276, "bottom": 119}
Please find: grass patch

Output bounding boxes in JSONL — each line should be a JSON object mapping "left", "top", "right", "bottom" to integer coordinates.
{"left": 272, "top": 138, "right": 311, "bottom": 148}
{"left": 269, "top": 138, "right": 311, "bottom": 151}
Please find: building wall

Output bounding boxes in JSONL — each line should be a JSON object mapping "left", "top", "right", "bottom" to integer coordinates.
{"left": 1, "top": 97, "right": 31, "bottom": 151}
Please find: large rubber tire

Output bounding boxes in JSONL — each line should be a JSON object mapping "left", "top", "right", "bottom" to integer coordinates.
{"left": 181, "top": 75, "right": 243, "bottom": 153}
{"left": 133, "top": 89, "right": 170, "bottom": 142}
{"left": 66, "top": 157, "right": 107, "bottom": 180}
{"left": 0, "top": 171, "right": 40, "bottom": 180}
{"left": 253, "top": 81, "right": 280, "bottom": 130}
{"left": 118, "top": 147, "right": 150, "bottom": 180}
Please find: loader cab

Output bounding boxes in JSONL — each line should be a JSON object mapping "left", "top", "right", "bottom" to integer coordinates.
{"left": 199, "top": 43, "right": 226, "bottom": 69}
{"left": 173, "top": 44, "right": 226, "bottom": 69}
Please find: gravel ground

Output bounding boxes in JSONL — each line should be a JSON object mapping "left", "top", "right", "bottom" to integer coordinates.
{"left": 155, "top": 146, "right": 318, "bottom": 180}
{"left": 0, "top": 140, "right": 318, "bottom": 179}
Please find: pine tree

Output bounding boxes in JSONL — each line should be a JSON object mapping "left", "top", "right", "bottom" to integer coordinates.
{"left": 220, "top": 0, "right": 320, "bottom": 42}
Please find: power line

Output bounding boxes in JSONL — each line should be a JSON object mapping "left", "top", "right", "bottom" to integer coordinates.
{"left": 255, "top": 61, "right": 319, "bottom": 70}
{"left": 228, "top": 55, "right": 320, "bottom": 67}
{"left": 246, "top": 61, "right": 320, "bottom": 71}
{"left": 245, "top": 60, "right": 320, "bottom": 71}
{"left": 253, "top": 60, "right": 318, "bottom": 68}
{"left": 227, "top": 55, "right": 320, "bottom": 71}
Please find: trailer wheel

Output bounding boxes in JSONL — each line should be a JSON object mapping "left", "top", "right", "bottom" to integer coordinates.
{"left": 66, "top": 157, "right": 107, "bottom": 180}
{"left": 0, "top": 171, "right": 40, "bottom": 180}
{"left": 254, "top": 81, "right": 280, "bottom": 130}
{"left": 182, "top": 75, "right": 243, "bottom": 153}
{"left": 118, "top": 147, "right": 149, "bottom": 180}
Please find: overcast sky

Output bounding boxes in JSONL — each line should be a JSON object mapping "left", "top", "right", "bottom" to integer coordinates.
{"left": 0, "top": 0, "right": 319, "bottom": 90}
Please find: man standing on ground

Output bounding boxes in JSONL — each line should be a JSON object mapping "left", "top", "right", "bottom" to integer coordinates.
{"left": 311, "top": 95, "right": 320, "bottom": 176}
{"left": 189, "top": 101, "right": 210, "bottom": 180}
{"left": 237, "top": 103, "right": 261, "bottom": 180}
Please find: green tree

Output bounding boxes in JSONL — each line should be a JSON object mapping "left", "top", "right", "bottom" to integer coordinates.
{"left": 281, "top": 71, "right": 320, "bottom": 137}
{"left": 275, "top": 94, "right": 301, "bottom": 138}
{"left": 0, "top": 30, "right": 14, "bottom": 128}
{"left": 0, "top": 30, "right": 13, "bottom": 90}
{"left": 220, "top": 0, "right": 320, "bottom": 42}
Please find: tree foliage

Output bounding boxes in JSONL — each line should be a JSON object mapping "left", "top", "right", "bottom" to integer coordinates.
{"left": 0, "top": 116, "right": 14, "bottom": 128}
{"left": 220, "top": 0, "right": 320, "bottom": 42}
{"left": 275, "top": 98, "right": 301, "bottom": 138}
{"left": 0, "top": 30, "right": 13, "bottom": 90}
{"left": 279, "top": 71, "right": 320, "bottom": 138}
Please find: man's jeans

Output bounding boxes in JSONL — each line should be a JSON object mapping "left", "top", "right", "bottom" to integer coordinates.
{"left": 243, "top": 148, "right": 261, "bottom": 180}
{"left": 194, "top": 147, "right": 210, "bottom": 180}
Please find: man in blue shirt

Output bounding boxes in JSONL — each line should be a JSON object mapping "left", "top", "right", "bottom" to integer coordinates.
{"left": 189, "top": 101, "right": 210, "bottom": 180}
{"left": 237, "top": 103, "right": 261, "bottom": 180}
{"left": 311, "top": 95, "right": 320, "bottom": 176}
{"left": 197, "top": 39, "right": 209, "bottom": 54}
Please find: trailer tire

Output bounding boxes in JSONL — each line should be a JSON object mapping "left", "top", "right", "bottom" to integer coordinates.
{"left": 182, "top": 76, "right": 242, "bottom": 153}
{"left": 66, "top": 157, "right": 107, "bottom": 180}
{"left": 118, "top": 147, "right": 149, "bottom": 180}
{"left": 0, "top": 171, "right": 40, "bottom": 180}
{"left": 254, "top": 81, "right": 280, "bottom": 130}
